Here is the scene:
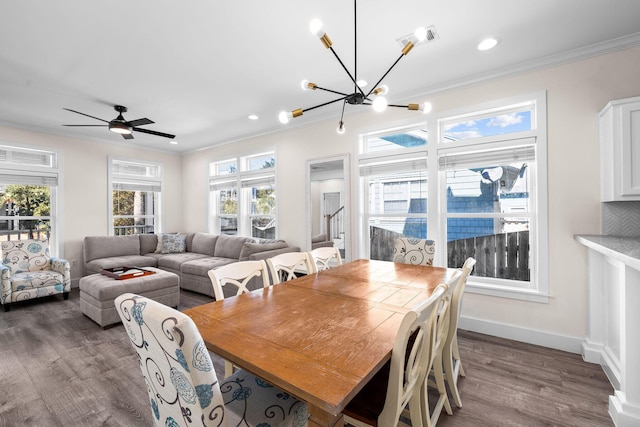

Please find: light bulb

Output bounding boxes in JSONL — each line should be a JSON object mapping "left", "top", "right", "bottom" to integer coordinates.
{"left": 414, "top": 27, "right": 428, "bottom": 43}
{"left": 420, "top": 102, "right": 432, "bottom": 114}
{"left": 337, "top": 121, "right": 346, "bottom": 135}
{"left": 373, "top": 85, "right": 389, "bottom": 96}
{"left": 372, "top": 96, "right": 388, "bottom": 112}
{"left": 309, "top": 19, "right": 324, "bottom": 37}
{"left": 301, "top": 79, "right": 310, "bottom": 90}
{"left": 278, "top": 111, "right": 291, "bottom": 124}
{"left": 356, "top": 79, "right": 368, "bottom": 88}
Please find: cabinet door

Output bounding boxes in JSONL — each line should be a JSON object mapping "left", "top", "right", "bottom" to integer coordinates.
{"left": 621, "top": 103, "right": 640, "bottom": 196}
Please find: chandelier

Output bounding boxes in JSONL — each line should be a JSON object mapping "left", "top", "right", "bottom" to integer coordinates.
{"left": 278, "top": 0, "right": 433, "bottom": 134}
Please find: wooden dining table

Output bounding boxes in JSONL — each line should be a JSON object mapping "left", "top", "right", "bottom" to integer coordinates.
{"left": 183, "top": 259, "right": 457, "bottom": 427}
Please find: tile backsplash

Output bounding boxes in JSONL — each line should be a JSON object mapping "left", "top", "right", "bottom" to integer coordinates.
{"left": 603, "top": 201, "right": 640, "bottom": 236}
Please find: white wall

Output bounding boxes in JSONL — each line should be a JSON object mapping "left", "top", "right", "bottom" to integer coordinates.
{"left": 0, "top": 127, "right": 183, "bottom": 284}
{"left": 182, "top": 46, "right": 640, "bottom": 351}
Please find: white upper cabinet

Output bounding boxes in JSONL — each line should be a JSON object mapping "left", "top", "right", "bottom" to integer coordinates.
{"left": 600, "top": 96, "right": 640, "bottom": 201}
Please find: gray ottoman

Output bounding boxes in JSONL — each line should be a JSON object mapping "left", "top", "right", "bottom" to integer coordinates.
{"left": 80, "top": 267, "right": 180, "bottom": 328}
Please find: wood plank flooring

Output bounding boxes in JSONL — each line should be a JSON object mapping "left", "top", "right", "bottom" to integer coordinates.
{"left": 0, "top": 289, "right": 613, "bottom": 427}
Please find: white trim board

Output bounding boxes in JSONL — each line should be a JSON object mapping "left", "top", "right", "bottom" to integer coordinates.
{"left": 458, "top": 315, "right": 584, "bottom": 355}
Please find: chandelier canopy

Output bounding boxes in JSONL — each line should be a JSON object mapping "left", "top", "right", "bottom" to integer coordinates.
{"left": 279, "top": 0, "right": 434, "bottom": 134}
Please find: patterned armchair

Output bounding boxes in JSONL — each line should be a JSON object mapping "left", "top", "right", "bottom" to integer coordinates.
{"left": 1, "top": 239, "right": 70, "bottom": 312}
{"left": 393, "top": 237, "right": 436, "bottom": 266}
{"left": 115, "top": 293, "right": 308, "bottom": 427}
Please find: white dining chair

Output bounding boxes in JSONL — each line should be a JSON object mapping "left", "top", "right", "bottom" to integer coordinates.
{"left": 441, "top": 257, "right": 476, "bottom": 408}
{"left": 208, "top": 260, "right": 270, "bottom": 376}
{"left": 308, "top": 246, "right": 342, "bottom": 273}
{"left": 114, "top": 293, "right": 308, "bottom": 427}
{"left": 421, "top": 269, "right": 463, "bottom": 427}
{"left": 343, "top": 283, "right": 448, "bottom": 427}
{"left": 266, "top": 251, "right": 314, "bottom": 284}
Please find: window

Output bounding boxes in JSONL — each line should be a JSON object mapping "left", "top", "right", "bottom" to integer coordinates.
{"left": 209, "top": 152, "right": 276, "bottom": 238}
{"left": 0, "top": 144, "right": 60, "bottom": 254}
{"left": 359, "top": 93, "right": 548, "bottom": 301}
{"left": 109, "top": 157, "right": 162, "bottom": 236}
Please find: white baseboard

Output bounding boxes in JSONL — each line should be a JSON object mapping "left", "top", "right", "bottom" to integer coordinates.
{"left": 458, "top": 315, "right": 584, "bottom": 355}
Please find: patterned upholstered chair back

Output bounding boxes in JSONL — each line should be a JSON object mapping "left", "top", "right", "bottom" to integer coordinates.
{"left": 2, "top": 239, "right": 51, "bottom": 272}
{"left": 393, "top": 237, "right": 435, "bottom": 266}
{"left": 115, "top": 293, "right": 309, "bottom": 427}
{"left": 115, "top": 293, "right": 225, "bottom": 427}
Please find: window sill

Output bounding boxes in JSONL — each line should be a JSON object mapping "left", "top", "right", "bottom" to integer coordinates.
{"left": 466, "top": 281, "right": 549, "bottom": 303}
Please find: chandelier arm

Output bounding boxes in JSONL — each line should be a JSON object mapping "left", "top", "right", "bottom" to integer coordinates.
{"left": 302, "top": 96, "right": 349, "bottom": 113}
{"left": 388, "top": 104, "right": 410, "bottom": 108}
{"left": 354, "top": 0, "right": 358, "bottom": 92}
{"left": 314, "top": 86, "right": 350, "bottom": 97}
{"left": 366, "top": 53, "right": 404, "bottom": 97}
{"left": 328, "top": 46, "right": 367, "bottom": 98}
{"left": 339, "top": 99, "right": 347, "bottom": 123}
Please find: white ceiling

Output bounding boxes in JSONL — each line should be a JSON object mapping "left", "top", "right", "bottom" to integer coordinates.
{"left": 1, "top": 1, "right": 640, "bottom": 154}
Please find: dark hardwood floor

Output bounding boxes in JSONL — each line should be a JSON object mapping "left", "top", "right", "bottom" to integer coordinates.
{"left": 0, "top": 289, "right": 613, "bottom": 427}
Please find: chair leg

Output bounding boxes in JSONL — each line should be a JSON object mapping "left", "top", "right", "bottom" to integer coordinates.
{"left": 63, "top": 292, "right": 69, "bottom": 300}
{"left": 452, "top": 337, "right": 465, "bottom": 377}
{"left": 433, "top": 353, "right": 452, "bottom": 416}
{"left": 2, "top": 303, "right": 9, "bottom": 312}
{"left": 443, "top": 343, "right": 463, "bottom": 408}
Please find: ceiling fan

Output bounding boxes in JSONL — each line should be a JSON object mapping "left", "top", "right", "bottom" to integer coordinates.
{"left": 63, "top": 105, "right": 176, "bottom": 140}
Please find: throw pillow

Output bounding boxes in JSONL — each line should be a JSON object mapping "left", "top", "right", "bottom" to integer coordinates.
{"left": 161, "top": 234, "right": 187, "bottom": 254}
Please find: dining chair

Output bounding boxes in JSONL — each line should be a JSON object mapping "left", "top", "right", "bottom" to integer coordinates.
{"left": 393, "top": 237, "right": 435, "bottom": 267}
{"left": 266, "top": 251, "right": 314, "bottom": 284}
{"left": 208, "top": 260, "right": 270, "bottom": 376}
{"left": 308, "top": 246, "right": 342, "bottom": 273}
{"left": 441, "top": 257, "right": 476, "bottom": 408}
{"left": 343, "top": 282, "right": 449, "bottom": 427}
{"left": 421, "top": 270, "right": 463, "bottom": 427}
{"left": 114, "top": 293, "right": 309, "bottom": 427}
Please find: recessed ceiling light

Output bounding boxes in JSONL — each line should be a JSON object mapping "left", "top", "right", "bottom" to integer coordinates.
{"left": 248, "top": 114, "right": 259, "bottom": 120}
{"left": 169, "top": 140, "right": 178, "bottom": 145}
{"left": 478, "top": 37, "right": 498, "bottom": 51}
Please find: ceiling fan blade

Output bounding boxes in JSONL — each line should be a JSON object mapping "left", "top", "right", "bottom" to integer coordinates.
{"left": 122, "top": 133, "right": 135, "bottom": 140}
{"left": 133, "top": 127, "right": 176, "bottom": 139}
{"left": 62, "top": 124, "right": 108, "bottom": 127}
{"left": 63, "top": 108, "right": 109, "bottom": 123}
{"left": 126, "top": 118, "right": 154, "bottom": 127}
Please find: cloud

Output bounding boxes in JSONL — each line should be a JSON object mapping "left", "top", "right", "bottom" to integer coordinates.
{"left": 443, "top": 120, "right": 476, "bottom": 131}
{"left": 488, "top": 113, "right": 523, "bottom": 128}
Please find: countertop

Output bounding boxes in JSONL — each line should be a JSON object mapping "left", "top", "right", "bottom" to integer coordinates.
{"left": 575, "top": 234, "right": 640, "bottom": 270}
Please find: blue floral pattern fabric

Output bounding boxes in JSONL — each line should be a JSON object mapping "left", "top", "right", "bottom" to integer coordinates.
{"left": 115, "top": 293, "right": 309, "bottom": 427}
{"left": 393, "top": 237, "right": 436, "bottom": 266}
{"left": 0, "top": 239, "right": 70, "bottom": 309}
{"left": 162, "top": 234, "right": 187, "bottom": 254}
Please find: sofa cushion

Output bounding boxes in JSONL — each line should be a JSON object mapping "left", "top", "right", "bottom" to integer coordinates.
{"left": 180, "top": 257, "right": 237, "bottom": 277}
{"left": 139, "top": 234, "right": 158, "bottom": 255}
{"left": 85, "top": 255, "right": 158, "bottom": 275}
{"left": 84, "top": 235, "right": 140, "bottom": 263}
{"left": 191, "top": 232, "right": 218, "bottom": 256}
{"left": 213, "top": 234, "right": 249, "bottom": 259}
{"left": 239, "top": 241, "right": 288, "bottom": 261}
{"left": 156, "top": 252, "right": 210, "bottom": 272}
{"left": 161, "top": 233, "right": 187, "bottom": 254}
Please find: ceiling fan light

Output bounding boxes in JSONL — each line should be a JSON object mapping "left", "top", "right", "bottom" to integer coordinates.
{"left": 109, "top": 122, "right": 132, "bottom": 134}
{"left": 372, "top": 96, "right": 388, "bottom": 112}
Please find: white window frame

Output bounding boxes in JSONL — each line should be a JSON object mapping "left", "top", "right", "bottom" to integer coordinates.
{"left": 108, "top": 156, "right": 163, "bottom": 236}
{"left": 209, "top": 151, "right": 277, "bottom": 238}
{"left": 0, "top": 143, "right": 63, "bottom": 256}
{"left": 358, "top": 91, "right": 548, "bottom": 302}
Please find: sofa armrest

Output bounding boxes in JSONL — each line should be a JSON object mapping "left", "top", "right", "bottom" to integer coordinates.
{"left": 0, "top": 264, "right": 10, "bottom": 305}
{"left": 248, "top": 246, "right": 301, "bottom": 261}
{"left": 50, "top": 257, "right": 71, "bottom": 292}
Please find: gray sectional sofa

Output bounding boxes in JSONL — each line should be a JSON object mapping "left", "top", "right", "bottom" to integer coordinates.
{"left": 83, "top": 232, "right": 299, "bottom": 298}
